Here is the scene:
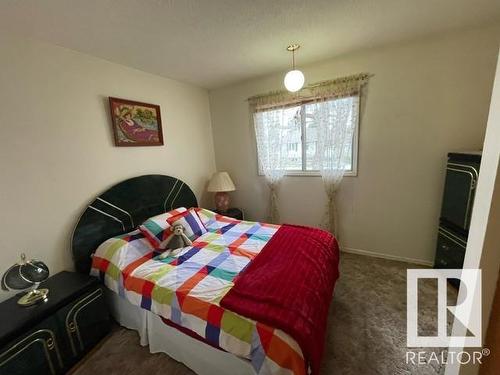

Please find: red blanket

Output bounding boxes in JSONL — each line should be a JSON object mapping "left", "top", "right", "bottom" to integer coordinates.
{"left": 220, "top": 224, "right": 340, "bottom": 375}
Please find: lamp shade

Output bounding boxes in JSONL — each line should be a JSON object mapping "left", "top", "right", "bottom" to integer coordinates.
{"left": 207, "top": 172, "right": 235, "bottom": 192}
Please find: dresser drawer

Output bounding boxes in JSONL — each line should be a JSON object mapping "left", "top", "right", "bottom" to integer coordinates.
{"left": 0, "top": 318, "right": 64, "bottom": 375}
{"left": 56, "top": 286, "right": 110, "bottom": 365}
{"left": 434, "top": 227, "right": 466, "bottom": 269}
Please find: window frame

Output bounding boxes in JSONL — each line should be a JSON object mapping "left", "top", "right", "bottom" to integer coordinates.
{"left": 256, "top": 96, "right": 360, "bottom": 177}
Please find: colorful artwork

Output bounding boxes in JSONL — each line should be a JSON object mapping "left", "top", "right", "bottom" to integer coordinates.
{"left": 109, "top": 97, "right": 164, "bottom": 146}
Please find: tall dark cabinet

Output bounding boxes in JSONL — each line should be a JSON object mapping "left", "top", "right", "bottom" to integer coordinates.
{"left": 434, "top": 152, "right": 481, "bottom": 279}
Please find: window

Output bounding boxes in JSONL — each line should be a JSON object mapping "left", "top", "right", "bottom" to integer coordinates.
{"left": 254, "top": 96, "right": 359, "bottom": 176}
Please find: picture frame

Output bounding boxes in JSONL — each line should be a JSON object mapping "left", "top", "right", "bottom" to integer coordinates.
{"left": 108, "top": 97, "right": 164, "bottom": 147}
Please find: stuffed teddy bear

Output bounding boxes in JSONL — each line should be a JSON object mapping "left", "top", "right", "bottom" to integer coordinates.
{"left": 158, "top": 223, "right": 192, "bottom": 259}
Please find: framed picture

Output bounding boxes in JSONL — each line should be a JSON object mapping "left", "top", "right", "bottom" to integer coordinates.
{"left": 108, "top": 97, "right": 164, "bottom": 146}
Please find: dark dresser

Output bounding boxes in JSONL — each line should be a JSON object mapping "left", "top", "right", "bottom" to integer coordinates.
{"left": 0, "top": 271, "right": 110, "bottom": 374}
{"left": 434, "top": 152, "right": 481, "bottom": 283}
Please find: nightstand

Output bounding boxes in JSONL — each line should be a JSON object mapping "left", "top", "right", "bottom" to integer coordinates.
{"left": 215, "top": 207, "right": 244, "bottom": 220}
{"left": 0, "top": 271, "right": 110, "bottom": 375}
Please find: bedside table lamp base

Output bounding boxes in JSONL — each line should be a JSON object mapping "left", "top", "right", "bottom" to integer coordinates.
{"left": 17, "top": 288, "right": 49, "bottom": 306}
{"left": 208, "top": 172, "right": 235, "bottom": 214}
{"left": 215, "top": 192, "right": 230, "bottom": 213}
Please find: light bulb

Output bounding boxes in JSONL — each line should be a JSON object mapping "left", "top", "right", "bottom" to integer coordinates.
{"left": 284, "top": 70, "right": 305, "bottom": 92}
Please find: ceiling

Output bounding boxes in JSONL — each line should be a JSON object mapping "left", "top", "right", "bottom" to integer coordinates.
{"left": 1, "top": 0, "right": 499, "bottom": 89}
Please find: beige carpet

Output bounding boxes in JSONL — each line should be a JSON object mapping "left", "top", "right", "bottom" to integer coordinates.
{"left": 72, "top": 252, "right": 455, "bottom": 375}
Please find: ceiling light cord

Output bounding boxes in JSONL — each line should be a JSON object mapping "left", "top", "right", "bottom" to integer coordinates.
{"left": 284, "top": 44, "right": 304, "bottom": 92}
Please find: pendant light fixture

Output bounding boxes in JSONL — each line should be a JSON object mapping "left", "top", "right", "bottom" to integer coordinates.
{"left": 284, "top": 44, "right": 305, "bottom": 92}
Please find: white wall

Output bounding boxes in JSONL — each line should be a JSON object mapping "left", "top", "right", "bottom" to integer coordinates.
{"left": 0, "top": 34, "right": 216, "bottom": 301}
{"left": 446, "top": 48, "right": 500, "bottom": 375}
{"left": 209, "top": 24, "right": 500, "bottom": 264}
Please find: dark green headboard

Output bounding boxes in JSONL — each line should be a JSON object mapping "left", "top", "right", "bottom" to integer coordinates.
{"left": 71, "top": 175, "right": 198, "bottom": 274}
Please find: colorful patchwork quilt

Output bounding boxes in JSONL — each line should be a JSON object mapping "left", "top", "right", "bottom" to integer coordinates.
{"left": 91, "top": 209, "right": 306, "bottom": 375}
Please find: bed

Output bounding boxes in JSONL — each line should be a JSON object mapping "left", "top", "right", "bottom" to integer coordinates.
{"left": 72, "top": 175, "right": 339, "bottom": 375}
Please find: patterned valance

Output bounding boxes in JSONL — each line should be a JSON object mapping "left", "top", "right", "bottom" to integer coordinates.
{"left": 248, "top": 73, "right": 371, "bottom": 112}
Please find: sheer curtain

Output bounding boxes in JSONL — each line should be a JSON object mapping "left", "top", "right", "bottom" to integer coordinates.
{"left": 250, "top": 73, "right": 369, "bottom": 228}
{"left": 253, "top": 106, "right": 300, "bottom": 223}
{"left": 313, "top": 96, "right": 359, "bottom": 238}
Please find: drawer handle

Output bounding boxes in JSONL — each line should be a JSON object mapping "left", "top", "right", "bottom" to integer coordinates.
{"left": 441, "top": 244, "right": 450, "bottom": 251}
{"left": 68, "top": 322, "right": 76, "bottom": 333}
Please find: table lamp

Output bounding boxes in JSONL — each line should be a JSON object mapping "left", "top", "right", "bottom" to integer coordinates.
{"left": 207, "top": 172, "right": 235, "bottom": 213}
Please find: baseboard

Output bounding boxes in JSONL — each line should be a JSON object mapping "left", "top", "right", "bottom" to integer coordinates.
{"left": 341, "top": 247, "right": 434, "bottom": 267}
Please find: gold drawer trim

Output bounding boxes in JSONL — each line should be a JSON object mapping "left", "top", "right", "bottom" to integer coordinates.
{"left": 0, "top": 329, "right": 63, "bottom": 375}
{"left": 65, "top": 288, "right": 103, "bottom": 355}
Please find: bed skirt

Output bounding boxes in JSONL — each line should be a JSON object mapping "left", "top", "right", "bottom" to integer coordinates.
{"left": 105, "top": 289, "right": 256, "bottom": 375}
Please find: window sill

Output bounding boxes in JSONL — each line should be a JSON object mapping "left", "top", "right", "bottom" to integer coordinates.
{"left": 258, "top": 171, "right": 358, "bottom": 177}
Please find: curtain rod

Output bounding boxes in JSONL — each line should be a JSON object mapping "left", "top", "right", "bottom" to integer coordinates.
{"left": 247, "top": 72, "right": 373, "bottom": 102}
{"left": 251, "top": 93, "right": 358, "bottom": 112}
